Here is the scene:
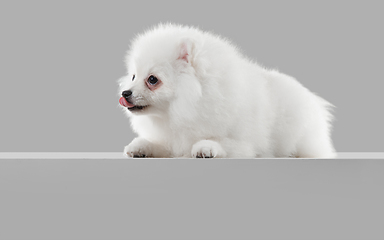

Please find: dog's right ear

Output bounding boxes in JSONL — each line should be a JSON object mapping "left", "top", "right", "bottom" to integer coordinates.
{"left": 178, "top": 38, "right": 194, "bottom": 64}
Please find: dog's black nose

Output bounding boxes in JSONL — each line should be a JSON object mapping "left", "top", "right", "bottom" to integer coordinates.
{"left": 122, "top": 90, "right": 132, "bottom": 99}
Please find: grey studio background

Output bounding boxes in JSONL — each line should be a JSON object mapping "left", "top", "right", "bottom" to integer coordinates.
{"left": 0, "top": 1, "right": 383, "bottom": 152}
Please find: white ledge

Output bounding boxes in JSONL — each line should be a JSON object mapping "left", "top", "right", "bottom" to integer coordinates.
{"left": 1, "top": 152, "right": 383, "bottom": 240}
{"left": 0, "top": 152, "right": 383, "bottom": 159}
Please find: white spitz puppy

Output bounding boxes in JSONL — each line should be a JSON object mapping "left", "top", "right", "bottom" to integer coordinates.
{"left": 118, "top": 24, "right": 336, "bottom": 158}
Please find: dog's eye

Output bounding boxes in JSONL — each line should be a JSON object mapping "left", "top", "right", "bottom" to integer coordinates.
{"left": 147, "top": 75, "right": 158, "bottom": 85}
{"left": 132, "top": 75, "right": 135, "bottom": 81}
{"left": 145, "top": 75, "right": 162, "bottom": 91}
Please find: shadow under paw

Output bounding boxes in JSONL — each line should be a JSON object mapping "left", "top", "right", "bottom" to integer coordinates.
{"left": 196, "top": 153, "right": 213, "bottom": 158}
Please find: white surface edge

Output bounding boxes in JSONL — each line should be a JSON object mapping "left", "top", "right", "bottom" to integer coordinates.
{"left": 0, "top": 152, "right": 383, "bottom": 159}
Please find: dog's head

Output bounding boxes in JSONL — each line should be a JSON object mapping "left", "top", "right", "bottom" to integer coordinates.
{"left": 119, "top": 25, "right": 203, "bottom": 118}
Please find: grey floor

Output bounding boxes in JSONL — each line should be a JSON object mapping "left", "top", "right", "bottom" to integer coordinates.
{"left": 0, "top": 153, "right": 383, "bottom": 240}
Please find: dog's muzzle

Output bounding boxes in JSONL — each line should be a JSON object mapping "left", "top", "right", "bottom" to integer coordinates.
{"left": 119, "top": 90, "right": 134, "bottom": 108}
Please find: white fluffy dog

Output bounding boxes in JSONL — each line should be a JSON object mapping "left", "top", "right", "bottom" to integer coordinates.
{"left": 118, "top": 24, "right": 336, "bottom": 158}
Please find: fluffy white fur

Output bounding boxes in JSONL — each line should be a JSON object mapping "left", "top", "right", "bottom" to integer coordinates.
{"left": 118, "top": 24, "right": 336, "bottom": 158}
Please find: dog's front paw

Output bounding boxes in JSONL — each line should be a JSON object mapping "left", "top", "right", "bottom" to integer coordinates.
{"left": 191, "top": 140, "right": 227, "bottom": 158}
{"left": 124, "top": 138, "right": 153, "bottom": 158}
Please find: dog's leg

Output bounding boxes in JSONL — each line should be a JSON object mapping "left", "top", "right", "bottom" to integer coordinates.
{"left": 191, "top": 140, "right": 227, "bottom": 158}
{"left": 124, "top": 137, "right": 170, "bottom": 158}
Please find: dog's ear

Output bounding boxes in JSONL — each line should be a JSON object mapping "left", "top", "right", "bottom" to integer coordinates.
{"left": 178, "top": 38, "right": 194, "bottom": 64}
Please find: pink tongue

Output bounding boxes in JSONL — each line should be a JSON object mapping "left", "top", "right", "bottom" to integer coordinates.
{"left": 119, "top": 97, "right": 135, "bottom": 108}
